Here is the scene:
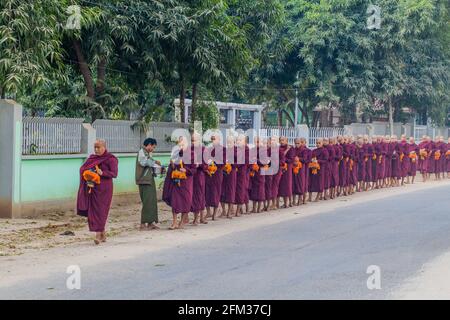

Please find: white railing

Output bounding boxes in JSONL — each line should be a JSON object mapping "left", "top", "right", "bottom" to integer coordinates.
{"left": 259, "top": 126, "right": 309, "bottom": 145}
{"left": 22, "top": 117, "right": 84, "bottom": 155}
{"left": 309, "top": 127, "right": 345, "bottom": 147}
{"left": 93, "top": 119, "right": 142, "bottom": 153}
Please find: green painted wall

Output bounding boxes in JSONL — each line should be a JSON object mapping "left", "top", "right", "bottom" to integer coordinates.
{"left": 20, "top": 153, "right": 171, "bottom": 203}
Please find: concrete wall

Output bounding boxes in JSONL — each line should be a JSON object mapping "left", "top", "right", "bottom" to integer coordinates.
{"left": 19, "top": 153, "right": 171, "bottom": 217}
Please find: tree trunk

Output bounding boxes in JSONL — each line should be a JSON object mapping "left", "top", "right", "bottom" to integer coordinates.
{"left": 96, "top": 56, "right": 106, "bottom": 96}
{"left": 388, "top": 96, "right": 394, "bottom": 136}
{"left": 73, "top": 40, "right": 95, "bottom": 99}
{"left": 191, "top": 82, "right": 198, "bottom": 122}
{"left": 179, "top": 74, "right": 185, "bottom": 123}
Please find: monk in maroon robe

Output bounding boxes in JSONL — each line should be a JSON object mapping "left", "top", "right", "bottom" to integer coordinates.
{"left": 418, "top": 136, "right": 429, "bottom": 182}
{"left": 337, "top": 136, "right": 348, "bottom": 196}
{"left": 407, "top": 137, "right": 419, "bottom": 183}
{"left": 270, "top": 136, "right": 283, "bottom": 209}
{"left": 330, "top": 137, "right": 341, "bottom": 198}
{"left": 355, "top": 137, "right": 366, "bottom": 192}
{"left": 77, "top": 139, "right": 118, "bottom": 245}
{"left": 249, "top": 137, "right": 266, "bottom": 213}
{"left": 234, "top": 134, "right": 250, "bottom": 216}
{"left": 363, "top": 135, "right": 372, "bottom": 190}
{"left": 397, "top": 135, "right": 410, "bottom": 185}
{"left": 446, "top": 138, "right": 450, "bottom": 178}
{"left": 293, "top": 138, "right": 310, "bottom": 205}
{"left": 263, "top": 138, "right": 273, "bottom": 211}
{"left": 204, "top": 135, "right": 225, "bottom": 220}
{"left": 278, "top": 137, "right": 295, "bottom": 207}
{"left": 308, "top": 138, "right": 329, "bottom": 202}
{"left": 190, "top": 133, "right": 207, "bottom": 225}
{"left": 220, "top": 136, "right": 238, "bottom": 218}
{"left": 323, "top": 138, "right": 334, "bottom": 199}
{"left": 162, "top": 136, "right": 195, "bottom": 230}
{"left": 389, "top": 136, "right": 400, "bottom": 187}
{"left": 438, "top": 136, "right": 447, "bottom": 179}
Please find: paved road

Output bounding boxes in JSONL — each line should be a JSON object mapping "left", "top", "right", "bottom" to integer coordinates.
{"left": 1, "top": 184, "right": 450, "bottom": 299}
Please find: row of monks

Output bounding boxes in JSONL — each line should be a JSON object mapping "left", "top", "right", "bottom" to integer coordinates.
{"left": 162, "top": 134, "right": 450, "bottom": 230}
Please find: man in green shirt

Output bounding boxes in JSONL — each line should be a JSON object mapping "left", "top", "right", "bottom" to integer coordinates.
{"left": 135, "top": 138, "right": 161, "bottom": 230}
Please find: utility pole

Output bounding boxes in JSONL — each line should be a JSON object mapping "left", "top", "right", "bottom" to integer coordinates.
{"left": 294, "top": 71, "right": 299, "bottom": 126}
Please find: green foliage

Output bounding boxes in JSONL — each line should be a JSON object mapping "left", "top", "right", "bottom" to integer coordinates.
{"left": 191, "top": 100, "right": 220, "bottom": 131}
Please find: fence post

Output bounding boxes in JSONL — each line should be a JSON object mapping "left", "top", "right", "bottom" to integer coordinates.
{"left": 0, "top": 100, "right": 22, "bottom": 218}
{"left": 80, "top": 123, "right": 96, "bottom": 155}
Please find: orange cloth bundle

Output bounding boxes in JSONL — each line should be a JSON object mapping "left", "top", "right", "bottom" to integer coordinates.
{"left": 408, "top": 151, "right": 417, "bottom": 163}
{"left": 171, "top": 160, "right": 187, "bottom": 186}
{"left": 378, "top": 155, "right": 383, "bottom": 164}
{"left": 293, "top": 161, "right": 303, "bottom": 175}
{"left": 281, "top": 163, "right": 288, "bottom": 172}
{"left": 308, "top": 158, "right": 320, "bottom": 175}
{"left": 400, "top": 153, "right": 405, "bottom": 162}
{"left": 223, "top": 163, "right": 232, "bottom": 174}
{"left": 250, "top": 163, "right": 260, "bottom": 177}
{"left": 419, "top": 149, "right": 427, "bottom": 160}
{"left": 364, "top": 156, "right": 369, "bottom": 162}
{"left": 372, "top": 154, "right": 377, "bottom": 160}
{"left": 434, "top": 151, "right": 441, "bottom": 161}
{"left": 446, "top": 150, "right": 450, "bottom": 159}
{"left": 82, "top": 165, "right": 101, "bottom": 194}
{"left": 349, "top": 159, "right": 354, "bottom": 171}
{"left": 207, "top": 161, "right": 217, "bottom": 176}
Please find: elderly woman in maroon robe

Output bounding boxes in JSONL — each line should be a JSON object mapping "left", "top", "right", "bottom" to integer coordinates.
{"left": 162, "top": 136, "right": 195, "bottom": 230}
{"left": 204, "top": 135, "right": 225, "bottom": 221}
{"left": 407, "top": 137, "right": 419, "bottom": 183}
{"left": 220, "top": 135, "right": 238, "bottom": 219}
{"left": 77, "top": 139, "right": 118, "bottom": 245}
{"left": 234, "top": 134, "right": 250, "bottom": 216}
{"left": 249, "top": 137, "right": 266, "bottom": 213}
{"left": 363, "top": 135, "right": 372, "bottom": 191}
{"left": 190, "top": 133, "right": 207, "bottom": 225}
{"left": 308, "top": 138, "right": 329, "bottom": 202}
{"left": 278, "top": 136, "right": 295, "bottom": 208}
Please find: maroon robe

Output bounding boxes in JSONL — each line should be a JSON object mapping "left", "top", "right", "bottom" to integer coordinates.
{"left": 375, "top": 142, "right": 386, "bottom": 179}
{"left": 428, "top": 142, "right": 437, "bottom": 174}
{"left": 349, "top": 143, "right": 358, "bottom": 185}
{"left": 446, "top": 143, "right": 450, "bottom": 173}
{"left": 249, "top": 147, "right": 265, "bottom": 201}
{"left": 205, "top": 145, "right": 225, "bottom": 208}
{"left": 399, "top": 141, "right": 409, "bottom": 178}
{"left": 221, "top": 147, "right": 237, "bottom": 204}
{"left": 264, "top": 147, "right": 273, "bottom": 200}
{"left": 418, "top": 141, "right": 429, "bottom": 174}
{"left": 234, "top": 145, "right": 250, "bottom": 205}
{"left": 162, "top": 149, "right": 195, "bottom": 214}
{"left": 309, "top": 147, "right": 329, "bottom": 193}
{"left": 191, "top": 146, "right": 206, "bottom": 212}
{"left": 77, "top": 151, "right": 118, "bottom": 232}
{"left": 356, "top": 145, "right": 366, "bottom": 182}
{"left": 340, "top": 143, "right": 349, "bottom": 187}
{"left": 270, "top": 147, "right": 283, "bottom": 199}
{"left": 331, "top": 144, "right": 341, "bottom": 188}
{"left": 371, "top": 142, "right": 378, "bottom": 182}
{"left": 278, "top": 144, "right": 295, "bottom": 197}
{"left": 364, "top": 143, "right": 373, "bottom": 182}
{"left": 408, "top": 143, "right": 419, "bottom": 176}
{"left": 390, "top": 142, "right": 400, "bottom": 179}
{"left": 438, "top": 142, "right": 446, "bottom": 174}
{"left": 324, "top": 144, "right": 335, "bottom": 189}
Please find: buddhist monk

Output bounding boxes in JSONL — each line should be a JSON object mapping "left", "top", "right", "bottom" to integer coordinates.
{"left": 398, "top": 135, "right": 409, "bottom": 185}
{"left": 270, "top": 136, "right": 282, "bottom": 209}
{"left": 293, "top": 137, "right": 310, "bottom": 205}
{"left": 135, "top": 138, "right": 161, "bottom": 231}
{"left": 308, "top": 138, "right": 329, "bottom": 202}
{"left": 438, "top": 136, "right": 447, "bottom": 179}
{"left": 390, "top": 135, "right": 400, "bottom": 187}
{"left": 234, "top": 134, "right": 250, "bottom": 216}
{"left": 278, "top": 136, "right": 295, "bottom": 207}
{"left": 356, "top": 137, "right": 366, "bottom": 192}
{"left": 263, "top": 138, "right": 273, "bottom": 211}
{"left": 204, "top": 134, "right": 224, "bottom": 221}
{"left": 249, "top": 137, "right": 266, "bottom": 213}
{"left": 418, "top": 136, "right": 429, "bottom": 182}
{"left": 363, "top": 135, "right": 372, "bottom": 191}
{"left": 220, "top": 135, "right": 237, "bottom": 219}
{"left": 330, "top": 137, "right": 341, "bottom": 198}
{"left": 407, "top": 136, "right": 419, "bottom": 184}
{"left": 322, "top": 138, "right": 333, "bottom": 199}
{"left": 337, "top": 136, "right": 348, "bottom": 196}
{"left": 447, "top": 137, "right": 450, "bottom": 179}
{"left": 191, "top": 132, "right": 207, "bottom": 225}
{"left": 77, "top": 139, "right": 118, "bottom": 245}
{"left": 162, "top": 136, "right": 195, "bottom": 230}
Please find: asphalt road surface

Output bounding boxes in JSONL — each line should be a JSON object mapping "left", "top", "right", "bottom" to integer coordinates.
{"left": 1, "top": 184, "right": 450, "bottom": 299}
